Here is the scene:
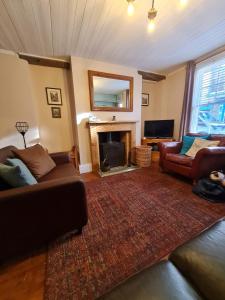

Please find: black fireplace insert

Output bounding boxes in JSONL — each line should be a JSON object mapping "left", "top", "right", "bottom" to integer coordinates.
{"left": 99, "top": 132, "right": 125, "bottom": 171}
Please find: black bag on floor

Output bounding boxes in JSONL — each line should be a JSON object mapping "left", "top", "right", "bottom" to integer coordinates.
{"left": 193, "top": 178, "right": 225, "bottom": 203}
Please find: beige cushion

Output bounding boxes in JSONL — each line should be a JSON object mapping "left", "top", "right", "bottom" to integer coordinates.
{"left": 185, "top": 138, "right": 220, "bottom": 158}
{"left": 13, "top": 144, "right": 56, "bottom": 179}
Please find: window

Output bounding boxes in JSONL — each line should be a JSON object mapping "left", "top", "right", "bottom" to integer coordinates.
{"left": 190, "top": 55, "right": 225, "bottom": 134}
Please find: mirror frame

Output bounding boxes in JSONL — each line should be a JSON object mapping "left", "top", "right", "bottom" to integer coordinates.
{"left": 88, "top": 70, "right": 133, "bottom": 112}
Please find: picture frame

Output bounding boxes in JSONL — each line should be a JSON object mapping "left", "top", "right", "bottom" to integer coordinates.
{"left": 51, "top": 107, "right": 61, "bottom": 118}
{"left": 142, "top": 93, "right": 149, "bottom": 106}
{"left": 46, "top": 87, "right": 62, "bottom": 106}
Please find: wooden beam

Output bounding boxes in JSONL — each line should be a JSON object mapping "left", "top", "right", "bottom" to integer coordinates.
{"left": 138, "top": 70, "right": 166, "bottom": 82}
{"left": 18, "top": 53, "right": 70, "bottom": 69}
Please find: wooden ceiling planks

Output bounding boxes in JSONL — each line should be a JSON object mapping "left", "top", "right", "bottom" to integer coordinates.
{"left": 2, "top": 0, "right": 52, "bottom": 55}
{"left": 1, "top": 0, "right": 225, "bottom": 72}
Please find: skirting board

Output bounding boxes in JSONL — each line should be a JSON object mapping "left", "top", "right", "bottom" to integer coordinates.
{"left": 79, "top": 163, "right": 92, "bottom": 174}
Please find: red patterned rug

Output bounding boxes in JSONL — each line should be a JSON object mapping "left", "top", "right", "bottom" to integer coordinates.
{"left": 44, "top": 167, "right": 225, "bottom": 300}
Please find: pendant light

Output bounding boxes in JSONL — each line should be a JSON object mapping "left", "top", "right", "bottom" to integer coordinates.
{"left": 127, "top": 0, "right": 135, "bottom": 16}
{"left": 148, "top": 0, "right": 157, "bottom": 32}
{"left": 180, "top": 0, "right": 188, "bottom": 7}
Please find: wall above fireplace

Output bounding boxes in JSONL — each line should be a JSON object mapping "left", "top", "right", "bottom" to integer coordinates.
{"left": 70, "top": 57, "right": 142, "bottom": 174}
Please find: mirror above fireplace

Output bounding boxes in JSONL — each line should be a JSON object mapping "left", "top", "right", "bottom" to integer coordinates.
{"left": 88, "top": 70, "right": 133, "bottom": 112}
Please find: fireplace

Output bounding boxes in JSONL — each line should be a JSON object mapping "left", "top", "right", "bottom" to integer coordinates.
{"left": 87, "top": 120, "right": 137, "bottom": 173}
{"left": 99, "top": 132, "right": 125, "bottom": 171}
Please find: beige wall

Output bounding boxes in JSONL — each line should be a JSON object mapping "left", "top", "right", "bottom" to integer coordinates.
{"left": 141, "top": 67, "right": 186, "bottom": 139}
{"left": 0, "top": 53, "right": 39, "bottom": 149}
{"left": 0, "top": 51, "right": 75, "bottom": 153}
{"left": 30, "top": 65, "right": 74, "bottom": 153}
{"left": 71, "top": 56, "right": 142, "bottom": 172}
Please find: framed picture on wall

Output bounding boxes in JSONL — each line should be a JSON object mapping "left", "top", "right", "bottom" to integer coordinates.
{"left": 142, "top": 93, "right": 149, "bottom": 106}
{"left": 46, "top": 87, "right": 62, "bottom": 105}
{"left": 51, "top": 107, "right": 61, "bottom": 118}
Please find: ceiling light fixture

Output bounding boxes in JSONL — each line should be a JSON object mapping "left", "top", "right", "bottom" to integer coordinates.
{"left": 127, "top": 0, "right": 135, "bottom": 16}
{"left": 180, "top": 0, "right": 188, "bottom": 7}
{"left": 148, "top": 0, "right": 157, "bottom": 32}
{"left": 126, "top": 0, "right": 188, "bottom": 31}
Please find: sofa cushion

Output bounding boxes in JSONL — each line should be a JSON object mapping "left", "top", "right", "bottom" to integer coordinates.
{"left": 210, "top": 135, "right": 225, "bottom": 146}
{"left": 13, "top": 144, "right": 56, "bottom": 179}
{"left": 99, "top": 261, "right": 203, "bottom": 300}
{"left": 38, "top": 163, "right": 78, "bottom": 182}
{"left": 0, "top": 146, "right": 17, "bottom": 164}
{"left": 0, "top": 178, "right": 11, "bottom": 191}
{"left": 180, "top": 135, "right": 208, "bottom": 155}
{"left": 6, "top": 158, "right": 37, "bottom": 185}
{"left": 170, "top": 219, "right": 225, "bottom": 300}
{"left": 0, "top": 163, "right": 35, "bottom": 188}
{"left": 185, "top": 138, "right": 220, "bottom": 157}
{"left": 165, "top": 153, "right": 193, "bottom": 167}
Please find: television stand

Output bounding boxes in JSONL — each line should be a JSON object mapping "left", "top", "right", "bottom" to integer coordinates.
{"left": 141, "top": 137, "right": 173, "bottom": 162}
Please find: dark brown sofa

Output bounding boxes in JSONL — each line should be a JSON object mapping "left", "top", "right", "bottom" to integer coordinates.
{"left": 158, "top": 134, "right": 225, "bottom": 181}
{"left": 0, "top": 146, "right": 88, "bottom": 262}
{"left": 100, "top": 218, "right": 225, "bottom": 300}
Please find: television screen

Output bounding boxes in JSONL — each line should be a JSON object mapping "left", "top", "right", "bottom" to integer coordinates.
{"left": 144, "top": 120, "right": 174, "bottom": 138}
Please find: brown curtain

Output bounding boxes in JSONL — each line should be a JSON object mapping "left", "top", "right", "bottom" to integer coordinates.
{"left": 179, "top": 61, "right": 196, "bottom": 139}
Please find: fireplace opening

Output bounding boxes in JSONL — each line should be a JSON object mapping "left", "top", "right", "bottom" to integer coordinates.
{"left": 99, "top": 132, "right": 125, "bottom": 172}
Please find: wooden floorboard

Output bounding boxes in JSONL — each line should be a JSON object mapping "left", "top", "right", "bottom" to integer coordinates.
{"left": 0, "top": 253, "right": 46, "bottom": 300}
{"left": 0, "top": 172, "right": 97, "bottom": 300}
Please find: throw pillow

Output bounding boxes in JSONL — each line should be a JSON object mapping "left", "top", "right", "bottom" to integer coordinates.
{"left": 6, "top": 158, "right": 37, "bottom": 185}
{"left": 0, "top": 178, "right": 11, "bottom": 191}
{"left": 0, "top": 163, "right": 34, "bottom": 188}
{"left": 13, "top": 144, "right": 56, "bottom": 179}
{"left": 180, "top": 135, "right": 208, "bottom": 155}
{"left": 185, "top": 139, "right": 220, "bottom": 158}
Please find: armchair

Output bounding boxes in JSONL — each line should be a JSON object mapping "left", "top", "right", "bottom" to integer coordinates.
{"left": 158, "top": 134, "right": 225, "bottom": 182}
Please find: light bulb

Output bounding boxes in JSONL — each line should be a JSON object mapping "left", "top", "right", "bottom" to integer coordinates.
{"left": 148, "top": 19, "right": 155, "bottom": 32}
{"left": 127, "top": 2, "right": 134, "bottom": 16}
{"left": 180, "top": 0, "right": 188, "bottom": 7}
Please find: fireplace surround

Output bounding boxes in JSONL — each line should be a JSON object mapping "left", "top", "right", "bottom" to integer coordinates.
{"left": 87, "top": 121, "right": 137, "bottom": 173}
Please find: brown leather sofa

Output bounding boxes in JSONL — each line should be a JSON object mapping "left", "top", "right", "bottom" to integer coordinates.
{"left": 99, "top": 218, "right": 225, "bottom": 300}
{"left": 158, "top": 133, "right": 225, "bottom": 181}
{"left": 0, "top": 146, "right": 88, "bottom": 262}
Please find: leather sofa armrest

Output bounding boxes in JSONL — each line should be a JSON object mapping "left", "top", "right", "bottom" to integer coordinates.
{"left": 158, "top": 142, "right": 183, "bottom": 167}
{"left": 0, "top": 176, "right": 88, "bottom": 260}
{"left": 170, "top": 219, "right": 225, "bottom": 300}
{"left": 50, "top": 151, "right": 70, "bottom": 165}
{"left": 191, "top": 146, "right": 225, "bottom": 180}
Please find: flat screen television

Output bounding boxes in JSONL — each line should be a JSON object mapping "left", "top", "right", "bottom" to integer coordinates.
{"left": 144, "top": 120, "right": 174, "bottom": 138}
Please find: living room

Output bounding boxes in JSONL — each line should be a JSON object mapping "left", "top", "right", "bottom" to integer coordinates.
{"left": 0, "top": 1, "right": 225, "bottom": 299}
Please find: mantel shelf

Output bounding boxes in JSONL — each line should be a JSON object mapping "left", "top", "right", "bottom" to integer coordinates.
{"left": 88, "top": 120, "right": 138, "bottom": 125}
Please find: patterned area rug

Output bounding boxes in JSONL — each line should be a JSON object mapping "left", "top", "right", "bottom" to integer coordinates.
{"left": 44, "top": 167, "right": 225, "bottom": 300}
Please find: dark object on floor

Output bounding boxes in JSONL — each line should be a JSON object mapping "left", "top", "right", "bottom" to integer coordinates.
{"left": 0, "top": 145, "right": 88, "bottom": 262}
{"left": 100, "top": 219, "right": 225, "bottom": 300}
{"left": 158, "top": 133, "right": 225, "bottom": 181}
{"left": 44, "top": 167, "right": 225, "bottom": 300}
{"left": 193, "top": 178, "right": 225, "bottom": 202}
